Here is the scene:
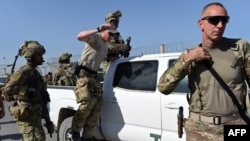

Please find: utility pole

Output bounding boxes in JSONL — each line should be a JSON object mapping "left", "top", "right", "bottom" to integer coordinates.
{"left": 3, "top": 56, "right": 6, "bottom": 74}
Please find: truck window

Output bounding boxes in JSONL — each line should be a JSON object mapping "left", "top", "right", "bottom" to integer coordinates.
{"left": 113, "top": 61, "right": 158, "bottom": 91}
{"left": 173, "top": 77, "right": 189, "bottom": 93}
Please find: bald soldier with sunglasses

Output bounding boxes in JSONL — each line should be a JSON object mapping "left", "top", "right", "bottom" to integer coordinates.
{"left": 158, "top": 2, "right": 250, "bottom": 141}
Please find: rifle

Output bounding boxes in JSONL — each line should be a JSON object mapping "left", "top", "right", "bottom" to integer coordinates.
{"left": 40, "top": 87, "right": 54, "bottom": 137}
{"left": 121, "top": 36, "right": 132, "bottom": 57}
{"left": 177, "top": 106, "right": 184, "bottom": 138}
{"left": 126, "top": 36, "right": 131, "bottom": 51}
{"left": 3, "top": 53, "right": 19, "bottom": 101}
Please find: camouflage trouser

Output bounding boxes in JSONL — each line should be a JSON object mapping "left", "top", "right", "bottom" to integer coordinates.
{"left": 184, "top": 117, "right": 246, "bottom": 141}
{"left": 16, "top": 110, "right": 45, "bottom": 141}
{"left": 72, "top": 75, "right": 102, "bottom": 139}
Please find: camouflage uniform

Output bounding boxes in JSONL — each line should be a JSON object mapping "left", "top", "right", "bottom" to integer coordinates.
{"left": 53, "top": 53, "right": 76, "bottom": 86}
{"left": 158, "top": 38, "right": 250, "bottom": 140}
{"left": 3, "top": 41, "right": 47, "bottom": 141}
{"left": 0, "top": 86, "right": 5, "bottom": 120}
{"left": 72, "top": 25, "right": 118, "bottom": 140}
{"left": 102, "top": 10, "right": 131, "bottom": 74}
{"left": 44, "top": 72, "right": 53, "bottom": 85}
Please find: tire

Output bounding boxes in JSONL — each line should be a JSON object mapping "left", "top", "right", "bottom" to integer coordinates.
{"left": 58, "top": 116, "right": 74, "bottom": 141}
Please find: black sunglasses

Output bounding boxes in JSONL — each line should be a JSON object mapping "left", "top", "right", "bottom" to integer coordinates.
{"left": 201, "top": 16, "right": 230, "bottom": 25}
{"left": 108, "top": 32, "right": 120, "bottom": 37}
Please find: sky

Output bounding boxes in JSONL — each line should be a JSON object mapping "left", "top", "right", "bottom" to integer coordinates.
{"left": 0, "top": 0, "right": 250, "bottom": 74}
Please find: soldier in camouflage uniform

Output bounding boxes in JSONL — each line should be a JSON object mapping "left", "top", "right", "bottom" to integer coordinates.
{"left": 2, "top": 40, "right": 48, "bottom": 141}
{"left": 102, "top": 10, "right": 131, "bottom": 74}
{"left": 44, "top": 72, "right": 53, "bottom": 85}
{"left": 53, "top": 52, "right": 76, "bottom": 86}
{"left": 0, "top": 90, "right": 5, "bottom": 119}
{"left": 0, "top": 95, "right": 3, "bottom": 141}
{"left": 71, "top": 23, "right": 119, "bottom": 141}
{"left": 158, "top": 2, "right": 250, "bottom": 141}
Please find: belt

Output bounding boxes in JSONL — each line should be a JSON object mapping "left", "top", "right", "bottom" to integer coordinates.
{"left": 80, "top": 66, "right": 97, "bottom": 75}
{"left": 189, "top": 112, "right": 240, "bottom": 125}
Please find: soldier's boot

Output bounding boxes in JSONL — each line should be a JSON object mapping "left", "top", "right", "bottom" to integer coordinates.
{"left": 72, "top": 131, "right": 81, "bottom": 141}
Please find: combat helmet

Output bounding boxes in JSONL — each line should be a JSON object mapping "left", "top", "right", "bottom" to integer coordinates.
{"left": 58, "top": 52, "right": 72, "bottom": 63}
{"left": 105, "top": 10, "right": 122, "bottom": 23}
{"left": 19, "top": 40, "right": 46, "bottom": 60}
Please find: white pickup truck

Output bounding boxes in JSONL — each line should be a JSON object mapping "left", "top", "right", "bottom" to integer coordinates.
{"left": 48, "top": 52, "right": 190, "bottom": 141}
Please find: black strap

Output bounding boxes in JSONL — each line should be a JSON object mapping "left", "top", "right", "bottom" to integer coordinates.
{"left": 203, "top": 60, "right": 250, "bottom": 125}
{"left": 80, "top": 66, "right": 97, "bottom": 75}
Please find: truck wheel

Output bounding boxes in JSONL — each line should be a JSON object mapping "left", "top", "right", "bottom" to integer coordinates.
{"left": 59, "top": 116, "right": 74, "bottom": 141}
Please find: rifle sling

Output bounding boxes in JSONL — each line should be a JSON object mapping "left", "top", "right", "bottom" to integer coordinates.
{"left": 203, "top": 60, "right": 250, "bottom": 125}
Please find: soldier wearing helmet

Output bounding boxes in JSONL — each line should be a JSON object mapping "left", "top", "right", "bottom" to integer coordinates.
{"left": 44, "top": 72, "right": 53, "bottom": 85}
{"left": 53, "top": 52, "right": 76, "bottom": 86}
{"left": 103, "top": 10, "right": 132, "bottom": 75}
{"left": 105, "top": 10, "right": 122, "bottom": 28}
{"left": 3, "top": 40, "right": 52, "bottom": 141}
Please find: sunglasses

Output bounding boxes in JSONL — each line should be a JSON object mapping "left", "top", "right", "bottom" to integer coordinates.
{"left": 108, "top": 32, "right": 120, "bottom": 37}
{"left": 201, "top": 16, "right": 230, "bottom": 25}
{"left": 108, "top": 32, "right": 115, "bottom": 36}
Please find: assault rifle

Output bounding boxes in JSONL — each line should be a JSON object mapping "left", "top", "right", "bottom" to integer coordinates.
{"left": 40, "top": 88, "right": 54, "bottom": 137}
{"left": 117, "top": 36, "right": 131, "bottom": 58}
{"left": 3, "top": 53, "right": 19, "bottom": 101}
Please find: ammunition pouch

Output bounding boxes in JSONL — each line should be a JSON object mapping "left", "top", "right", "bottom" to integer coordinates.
{"left": 9, "top": 102, "right": 30, "bottom": 120}
{"left": 44, "top": 121, "right": 55, "bottom": 136}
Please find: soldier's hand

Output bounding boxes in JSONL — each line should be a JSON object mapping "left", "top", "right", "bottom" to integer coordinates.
{"left": 183, "top": 47, "right": 211, "bottom": 65}
{"left": 99, "top": 23, "right": 113, "bottom": 32}
{"left": 44, "top": 121, "right": 55, "bottom": 137}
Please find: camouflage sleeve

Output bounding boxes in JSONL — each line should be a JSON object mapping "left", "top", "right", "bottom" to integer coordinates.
{"left": 157, "top": 52, "right": 190, "bottom": 95}
{"left": 243, "top": 40, "right": 250, "bottom": 85}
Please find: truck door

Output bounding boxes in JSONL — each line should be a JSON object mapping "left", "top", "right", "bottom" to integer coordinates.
{"left": 102, "top": 59, "right": 162, "bottom": 141}
{"left": 159, "top": 58, "right": 189, "bottom": 141}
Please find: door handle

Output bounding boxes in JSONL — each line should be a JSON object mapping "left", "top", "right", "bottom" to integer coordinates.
{"left": 164, "top": 102, "right": 179, "bottom": 109}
